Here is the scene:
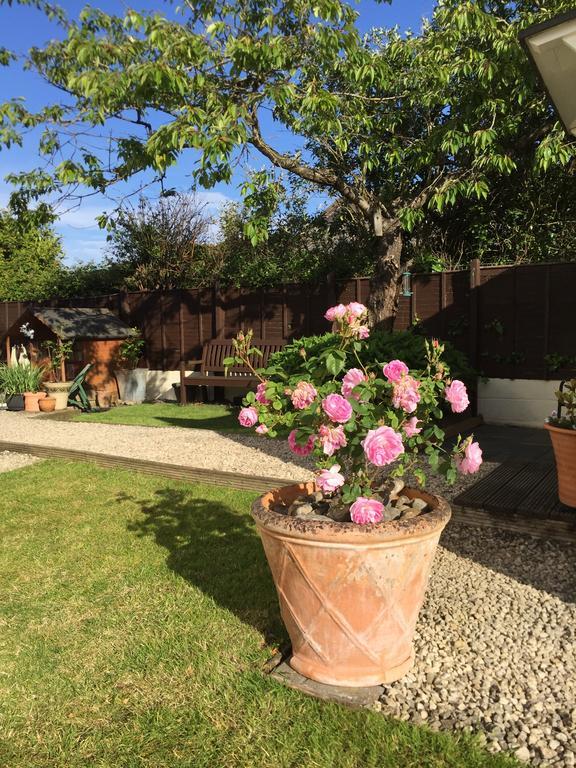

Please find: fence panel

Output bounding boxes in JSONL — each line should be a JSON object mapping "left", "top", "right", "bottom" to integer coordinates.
{"left": 1, "top": 262, "right": 575, "bottom": 379}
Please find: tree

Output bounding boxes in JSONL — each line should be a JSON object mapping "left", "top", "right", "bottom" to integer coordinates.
{"left": 0, "top": 201, "right": 63, "bottom": 300}
{"left": 216, "top": 194, "right": 373, "bottom": 287}
{"left": 0, "top": 0, "right": 575, "bottom": 326}
{"left": 104, "top": 194, "right": 215, "bottom": 290}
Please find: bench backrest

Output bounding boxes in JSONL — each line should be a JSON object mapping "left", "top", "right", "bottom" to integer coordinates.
{"left": 200, "top": 339, "right": 285, "bottom": 376}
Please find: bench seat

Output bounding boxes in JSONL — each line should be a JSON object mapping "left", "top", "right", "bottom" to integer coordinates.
{"left": 179, "top": 338, "right": 285, "bottom": 404}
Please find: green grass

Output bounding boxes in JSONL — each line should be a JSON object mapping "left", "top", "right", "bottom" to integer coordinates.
{"left": 0, "top": 461, "right": 519, "bottom": 768}
{"left": 72, "top": 402, "right": 244, "bottom": 432}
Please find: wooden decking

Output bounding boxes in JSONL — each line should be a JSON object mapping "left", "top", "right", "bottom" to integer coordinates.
{"left": 453, "top": 460, "right": 575, "bottom": 523}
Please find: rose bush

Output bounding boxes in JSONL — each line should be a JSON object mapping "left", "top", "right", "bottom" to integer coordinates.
{"left": 227, "top": 307, "right": 482, "bottom": 522}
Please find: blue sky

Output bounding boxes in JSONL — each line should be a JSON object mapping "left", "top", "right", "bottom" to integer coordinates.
{"left": 0, "top": 0, "right": 435, "bottom": 265}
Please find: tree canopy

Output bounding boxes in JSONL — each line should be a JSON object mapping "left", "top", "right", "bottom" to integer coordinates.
{"left": 0, "top": 202, "right": 63, "bottom": 301}
{"left": 0, "top": 0, "right": 575, "bottom": 320}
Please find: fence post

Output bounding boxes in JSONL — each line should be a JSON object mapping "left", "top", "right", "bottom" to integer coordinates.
{"left": 469, "top": 259, "right": 480, "bottom": 415}
{"left": 213, "top": 283, "right": 225, "bottom": 338}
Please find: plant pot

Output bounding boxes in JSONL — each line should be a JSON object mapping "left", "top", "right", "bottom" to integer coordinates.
{"left": 38, "top": 396, "right": 56, "bottom": 413}
{"left": 44, "top": 381, "right": 72, "bottom": 411}
{"left": 544, "top": 423, "right": 576, "bottom": 507}
{"left": 115, "top": 368, "right": 148, "bottom": 403}
{"left": 6, "top": 394, "right": 24, "bottom": 412}
{"left": 24, "top": 391, "right": 47, "bottom": 413}
{"left": 252, "top": 482, "right": 451, "bottom": 688}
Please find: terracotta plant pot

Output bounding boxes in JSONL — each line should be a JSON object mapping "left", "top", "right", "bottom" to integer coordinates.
{"left": 545, "top": 423, "right": 576, "bottom": 507}
{"left": 38, "top": 396, "right": 56, "bottom": 413}
{"left": 252, "top": 482, "right": 451, "bottom": 688}
{"left": 24, "top": 391, "right": 47, "bottom": 412}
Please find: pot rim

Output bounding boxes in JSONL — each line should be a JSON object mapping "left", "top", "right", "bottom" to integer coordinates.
{"left": 544, "top": 422, "right": 576, "bottom": 435}
{"left": 252, "top": 482, "right": 451, "bottom": 545}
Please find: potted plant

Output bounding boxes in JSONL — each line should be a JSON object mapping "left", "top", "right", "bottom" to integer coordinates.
{"left": 42, "top": 338, "right": 74, "bottom": 410}
{"left": 114, "top": 329, "right": 147, "bottom": 403}
{"left": 0, "top": 363, "right": 46, "bottom": 412}
{"left": 232, "top": 303, "right": 482, "bottom": 687}
{"left": 545, "top": 379, "right": 576, "bottom": 507}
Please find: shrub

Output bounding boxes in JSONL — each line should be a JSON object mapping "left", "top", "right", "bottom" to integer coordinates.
{"left": 265, "top": 330, "right": 474, "bottom": 383}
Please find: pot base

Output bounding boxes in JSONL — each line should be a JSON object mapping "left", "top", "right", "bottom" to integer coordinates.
{"left": 290, "top": 647, "right": 415, "bottom": 687}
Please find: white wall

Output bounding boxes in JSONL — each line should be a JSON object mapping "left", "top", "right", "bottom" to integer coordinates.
{"left": 478, "top": 378, "right": 561, "bottom": 428}
{"left": 145, "top": 370, "right": 251, "bottom": 402}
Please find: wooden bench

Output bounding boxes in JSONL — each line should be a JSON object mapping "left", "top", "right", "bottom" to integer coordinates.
{"left": 178, "top": 338, "right": 285, "bottom": 405}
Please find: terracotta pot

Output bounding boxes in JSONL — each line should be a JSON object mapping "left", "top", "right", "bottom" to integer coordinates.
{"left": 252, "top": 483, "right": 451, "bottom": 687}
{"left": 544, "top": 423, "right": 576, "bottom": 507}
{"left": 38, "top": 396, "right": 56, "bottom": 413}
{"left": 23, "top": 391, "right": 47, "bottom": 412}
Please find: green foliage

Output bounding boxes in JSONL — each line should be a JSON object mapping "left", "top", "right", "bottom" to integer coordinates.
{"left": 104, "top": 194, "right": 216, "bottom": 291}
{"left": 42, "top": 338, "right": 73, "bottom": 382}
{"left": 551, "top": 379, "right": 576, "bottom": 429}
{"left": 0, "top": 362, "right": 45, "bottom": 394}
{"left": 117, "top": 329, "right": 145, "bottom": 369}
{"left": 216, "top": 195, "right": 373, "bottom": 287}
{"left": 266, "top": 330, "right": 475, "bottom": 382}
{"left": 0, "top": 204, "right": 63, "bottom": 301}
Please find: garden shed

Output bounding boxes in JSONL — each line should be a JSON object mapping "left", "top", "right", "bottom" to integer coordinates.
{"left": 2, "top": 306, "right": 135, "bottom": 398}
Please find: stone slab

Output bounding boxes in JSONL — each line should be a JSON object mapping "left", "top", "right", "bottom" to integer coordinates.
{"left": 266, "top": 652, "right": 384, "bottom": 709}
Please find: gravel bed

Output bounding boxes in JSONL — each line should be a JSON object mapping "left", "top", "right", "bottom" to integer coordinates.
{"left": 377, "top": 523, "right": 576, "bottom": 766}
{"left": 0, "top": 411, "right": 313, "bottom": 481}
{"left": 0, "top": 450, "right": 40, "bottom": 473}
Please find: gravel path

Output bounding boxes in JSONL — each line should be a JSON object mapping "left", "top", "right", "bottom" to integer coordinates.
{"left": 0, "top": 411, "right": 313, "bottom": 481}
{"left": 0, "top": 449, "right": 40, "bottom": 473}
{"left": 378, "top": 524, "right": 576, "bottom": 767}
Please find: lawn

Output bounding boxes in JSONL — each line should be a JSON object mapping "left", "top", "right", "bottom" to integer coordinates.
{"left": 0, "top": 461, "right": 519, "bottom": 768}
{"left": 72, "top": 402, "right": 244, "bottom": 432}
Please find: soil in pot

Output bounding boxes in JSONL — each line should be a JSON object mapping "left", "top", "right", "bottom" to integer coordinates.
{"left": 38, "top": 396, "right": 56, "bottom": 413}
{"left": 252, "top": 482, "right": 451, "bottom": 688}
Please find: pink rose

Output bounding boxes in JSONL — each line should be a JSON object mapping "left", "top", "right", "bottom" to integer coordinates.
{"left": 318, "top": 424, "right": 347, "bottom": 456}
{"left": 341, "top": 368, "right": 367, "bottom": 399}
{"left": 238, "top": 406, "right": 258, "bottom": 427}
{"left": 362, "top": 426, "right": 404, "bottom": 466}
{"left": 356, "top": 325, "right": 370, "bottom": 340}
{"left": 350, "top": 497, "right": 384, "bottom": 525}
{"left": 445, "top": 380, "right": 470, "bottom": 413}
{"left": 347, "top": 301, "right": 368, "bottom": 318}
{"left": 255, "top": 424, "right": 269, "bottom": 435}
{"left": 288, "top": 429, "right": 316, "bottom": 456}
{"left": 316, "top": 464, "right": 345, "bottom": 494}
{"left": 457, "top": 440, "right": 483, "bottom": 474}
{"left": 403, "top": 417, "right": 422, "bottom": 438}
{"left": 322, "top": 393, "right": 353, "bottom": 423}
{"left": 325, "top": 304, "right": 347, "bottom": 322}
{"left": 392, "top": 375, "right": 421, "bottom": 413}
{"left": 383, "top": 360, "right": 409, "bottom": 383}
{"left": 255, "top": 381, "right": 271, "bottom": 405}
{"left": 291, "top": 381, "right": 317, "bottom": 410}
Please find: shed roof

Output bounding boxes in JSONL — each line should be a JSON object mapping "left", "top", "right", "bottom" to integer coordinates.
{"left": 6, "top": 306, "right": 135, "bottom": 340}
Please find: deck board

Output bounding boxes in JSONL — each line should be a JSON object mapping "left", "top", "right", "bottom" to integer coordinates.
{"left": 453, "top": 460, "right": 575, "bottom": 526}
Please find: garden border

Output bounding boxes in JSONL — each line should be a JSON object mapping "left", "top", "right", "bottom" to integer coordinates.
{"left": 1, "top": 438, "right": 574, "bottom": 542}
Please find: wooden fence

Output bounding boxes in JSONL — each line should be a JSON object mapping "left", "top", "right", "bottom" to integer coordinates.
{"left": 1, "top": 260, "right": 575, "bottom": 380}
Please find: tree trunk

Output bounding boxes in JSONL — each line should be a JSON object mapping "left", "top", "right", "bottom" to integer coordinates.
{"left": 368, "top": 228, "right": 403, "bottom": 332}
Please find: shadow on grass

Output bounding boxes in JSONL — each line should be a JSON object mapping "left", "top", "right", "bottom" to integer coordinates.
{"left": 154, "top": 415, "right": 243, "bottom": 432}
{"left": 123, "top": 488, "right": 286, "bottom": 644}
